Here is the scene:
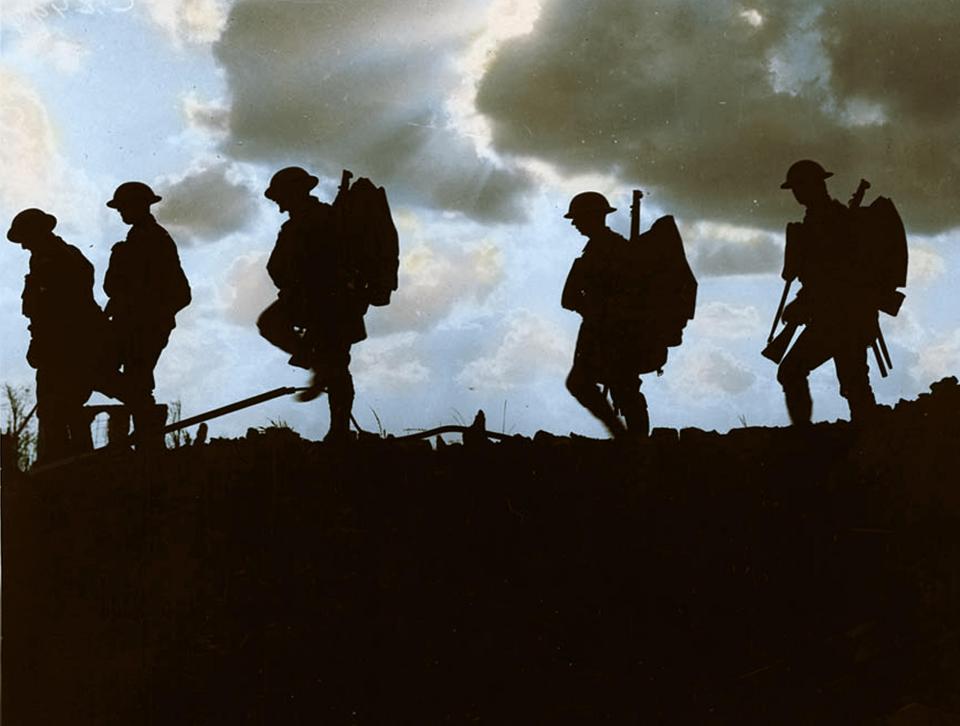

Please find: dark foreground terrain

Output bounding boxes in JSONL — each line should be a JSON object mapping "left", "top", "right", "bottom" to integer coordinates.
{"left": 4, "top": 379, "right": 960, "bottom": 725}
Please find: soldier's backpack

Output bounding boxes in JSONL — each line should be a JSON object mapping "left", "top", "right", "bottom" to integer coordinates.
{"left": 851, "top": 195, "right": 908, "bottom": 316}
{"left": 642, "top": 215, "right": 698, "bottom": 347}
{"left": 166, "top": 246, "right": 192, "bottom": 317}
{"left": 333, "top": 171, "right": 400, "bottom": 307}
{"left": 612, "top": 215, "right": 697, "bottom": 373}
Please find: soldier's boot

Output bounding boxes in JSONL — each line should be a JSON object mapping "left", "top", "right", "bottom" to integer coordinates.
{"left": 257, "top": 303, "right": 307, "bottom": 365}
{"left": 106, "top": 408, "right": 132, "bottom": 448}
{"left": 69, "top": 409, "right": 95, "bottom": 454}
{"left": 36, "top": 415, "right": 70, "bottom": 466}
{"left": 297, "top": 367, "right": 329, "bottom": 402}
{"left": 845, "top": 386, "right": 877, "bottom": 424}
{"left": 567, "top": 378, "right": 627, "bottom": 438}
{"left": 325, "top": 374, "right": 355, "bottom": 444}
{"left": 783, "top": 381, "right": 813, "bottom": 426}
{"left": 132, "top": 402, "right": 168, "bottom": 452}
{"left": 620, "top": 391, "right": 650, "bottom": 438}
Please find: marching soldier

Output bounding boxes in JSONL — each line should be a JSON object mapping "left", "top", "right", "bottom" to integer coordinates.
{"left": 561, "top": 192, "right": 652, "bottom": 439}
{"left": 775, "top": 160, "right": 878, "bottom": 424}
{"left": 7, "top": 209, "right": 107, "bottom": 462}
{"left": 259, "top": 166, "right": 367, "bottom": 443}
{"left": 104, "top": 181, "right": 191, "bottom": 440}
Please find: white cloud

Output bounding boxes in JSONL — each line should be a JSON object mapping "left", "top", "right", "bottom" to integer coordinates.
{"left": 145, "top": 0, "right": 230, "bottom": 46}
{"left": 884, "top": 305, "right": 925, "bottom": 350}
{"left": 153, "top": 314, "right": 229, "bottom": 403}
{"left": 220, "top": 251, "right": 274, "bottom": 326}
{"left": 352, "top": 332, "right": 431, "bottom": 391}
{"left": 672, "top": 347, "right": 758, "bottom": 397}
{"left": 15, "top": 28, "right": 89, "bottom": 74}
{"left": 0, "top": 69, "right": 58, "bottom": 211}
{"left": 182, "top": 92, "right": 230, "bottom": 136}
{"left": 906, "top": 245, "right": 946, "bottom": 288}
{"left": 911, "top": 330, "right": 960, "bottom": 385}
{"left": 0, "top": 69, "right": 102, "bottom": 233}
{"left": 368, "top": 237, "right": 505, "bottom": 335}
{"left": 457, "top": 310, "right": 571, "bottom": 391}
{"left": 689, "top": 302, "right": 764, "bottom": 340}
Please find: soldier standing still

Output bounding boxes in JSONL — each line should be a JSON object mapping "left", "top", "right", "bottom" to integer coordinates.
{"left": 258, "top": 167, "right": 367, "bottom": 443}
{"left": 104, "top": 182, "right": 191, "bottom": 439}
{"left": 776, "top": 160, "right": 878, "bottom": 424}
{"left": 7, "top": 209, "right": 106, "bottom": 463}
{"left": 562, "top": 192, "right": 650, "bottom": 439}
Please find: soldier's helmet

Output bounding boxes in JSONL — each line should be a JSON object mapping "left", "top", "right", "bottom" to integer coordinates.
{"left": 780, "top": 160, "right": 833, "bottom": 190}
{"left": 106, "top": 181, "right": 162, "bottom": 209}
{"left": 7, "top": 208, "right": 57, "bottom": 243}
{"left": 564, "top": 191, "right": 617, "bottom": 219}
{"left": 264, "top": 166, "right": 319, "bottom": 202}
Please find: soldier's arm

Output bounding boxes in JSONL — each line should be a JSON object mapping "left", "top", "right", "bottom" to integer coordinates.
{"left": 266, "top": 226, "right": 299, "bottom": 291}
{"left": 67, "top": 247, "right": 96, "bottom": 300}
{"left": 561, "top": 257, "right": 586, "bottom": 313}
{"left": 265, "top": 246, "right": 284, "bottom": 289}
{"left": 782, "top": 286, "right": 812, "bottom": 325}
{"left": 152, "top": 233, "right": 191, "bottom": 311}
{"left": 102, "top": 242, "right": 125, "bottom": 300}
{"left": 21, "top": 275, "right": 36, "bottom": 318}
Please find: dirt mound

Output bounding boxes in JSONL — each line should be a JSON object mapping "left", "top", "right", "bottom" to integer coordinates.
{"left": 4, "top": 378, "right": 960, "bottom": 724}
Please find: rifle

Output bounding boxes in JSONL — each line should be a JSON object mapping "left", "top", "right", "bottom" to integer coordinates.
{"left": 161, "top": 386, "right": 303, "bottom": 435}
{"left": 845, "top": 179, "right": 895, "bottom": 377}
{"left": 760, "top": 280, "right": 796, "bottom": 363}
{"left": 333, "top": 169, "right": 353, "bottom": 207}
{"left": 760, "top": 221, "right": 805, "bottom": 364}
{"left": 762, "top": 179, "right": 872, "bottom": 364}
{"left": 630, "top": 190, "right": 644, "bottom": 243}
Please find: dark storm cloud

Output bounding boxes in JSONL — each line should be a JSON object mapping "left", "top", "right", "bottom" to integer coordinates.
{"left": 822, "top": 0, "right": 960, "bottom": 123}
{"left": 691, "top": 230, "right": 782, "bottom": 277}
{"left": 156, "top": 163, "right": 258, "bottom": 244}
{"left": 476, "top": 0, "right": 960, "bottom": 233}
{"left": 213, "top": 0, "right": 532, "bottom": 222}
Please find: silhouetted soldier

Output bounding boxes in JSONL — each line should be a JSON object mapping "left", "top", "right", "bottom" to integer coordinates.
{"left": 775, "top": 160, "right": 878, "bottom": 424}
{"left": 259, "top": 167, "right": 367, "bottom": 442}
{"left": 104, "top": 182, "right": 191, "bottom": 439}
{"left": 562, "top": 192, "right": 651, "bottom": 438}
{"left": 7, "top": 209, "right": 106, "bottom": 462}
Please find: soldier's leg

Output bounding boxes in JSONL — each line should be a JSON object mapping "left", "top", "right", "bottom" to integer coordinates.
{"left": 66, "top": 383, "right": 94, "bottom": 454}
{"left": 610, "top": 375, "right": 648, "bottom": 437}
{"left": 124, "top": 326, "right": 172, "bottom": 448}
{"left": 566, "top": 361, "right": 626, "bottom": 437}
{"left": 35, "top": 368, "right": 71, "bottom": 464}
{"left": 325, "top": 344, "right": 354, "bottom": 441}
{"left": 257, "top": 299, "right": 307, "bottom": 364}
{"left": 777, "top": 327, "right": 833, "bottom": 426}
{"left": 834, "top": 342, "right": 876, "bottom": 422}
{"left": 296, "top": 328, "right": 331, "bottom": 403}
{"left": 122, "top": 330, "right": 167, "bottom": 404}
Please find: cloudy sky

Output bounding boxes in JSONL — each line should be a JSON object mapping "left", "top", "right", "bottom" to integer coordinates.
{"left": 2, "top": 0, "right": 958, "bottom": 441}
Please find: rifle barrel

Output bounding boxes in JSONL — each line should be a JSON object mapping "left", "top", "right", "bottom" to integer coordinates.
{"left": 761, "top": 320, "right": 799, "bottom": 364}
{"left": 768, "top": 279, "right": 792, "bottom": 344}
{"left": 630, "top": 190, "right": 643, "bottom": 243}
{"left": 871, "top": 341, "right": 888, "bottom": 378}
{"left": 877, "top": 328, "right": 893, "bottom": 370}
{"left": 163, "top": 386, "right": 303, "bottom": 434}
